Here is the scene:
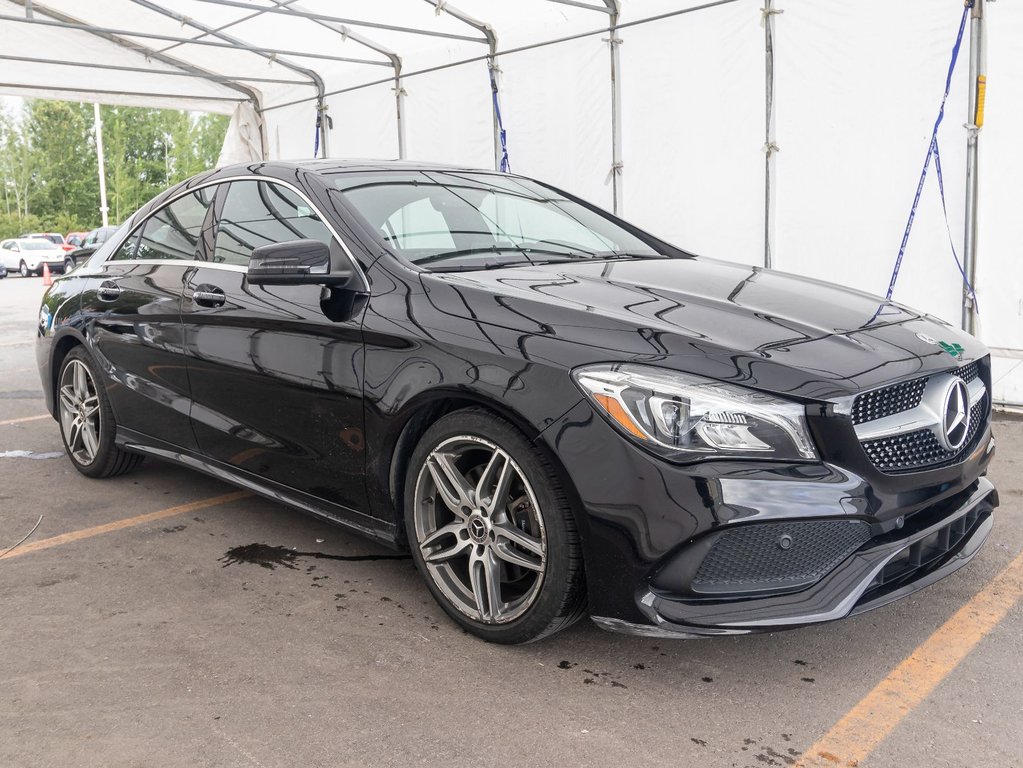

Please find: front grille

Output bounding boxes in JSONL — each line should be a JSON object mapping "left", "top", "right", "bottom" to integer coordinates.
{"left": 692, "top": 520, "right": 872, "bottom": 595}
{"left": 861, "top": 399, "right": 985, "bottom": 473}
{"left": 853, "top": 359, "right": 988, "bottom": 474}
{"left": 852, "top": 378, "right": 926, "bottom": 425}
{"left": 852, "top": 361, "right": 979, "bottom": 426}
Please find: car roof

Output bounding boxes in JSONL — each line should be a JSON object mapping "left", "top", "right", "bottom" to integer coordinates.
{"left": 6, "top": 237, "right": 63, "bottom": 246}
{"left": 214, "top": 158, "right": 504, "bottom": 178}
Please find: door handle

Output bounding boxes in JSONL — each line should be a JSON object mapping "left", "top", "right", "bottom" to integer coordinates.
{"left": 193, "top": 284, "right": 226, "bottom": 308}
{"left": 98, "top": 280, "right": 122, "bottom": 301}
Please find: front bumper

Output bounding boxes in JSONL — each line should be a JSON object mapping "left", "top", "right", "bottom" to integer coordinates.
{"left": 537, "top": 397, "right": 998, "bottom": 638}
{"left": 595, "top": 477, "right": 995, "bottom": 637}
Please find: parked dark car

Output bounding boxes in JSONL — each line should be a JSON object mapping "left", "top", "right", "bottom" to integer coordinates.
{"left": 36, "top": 161, "right": 997, "bottom": 643}
{"left": 62, "top": 226, "right": 118, "bottom": 273}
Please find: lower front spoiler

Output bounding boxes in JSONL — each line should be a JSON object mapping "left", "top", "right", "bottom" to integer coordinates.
{"left": 592, "top": 477, "right": 996, "bottom": 639}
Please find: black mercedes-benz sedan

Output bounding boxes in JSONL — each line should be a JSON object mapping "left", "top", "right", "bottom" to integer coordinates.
{"left": 36, "top": 161, "right": 998, "bottom": 643}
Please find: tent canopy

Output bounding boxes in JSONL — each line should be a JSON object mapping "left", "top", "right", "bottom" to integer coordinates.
{"left": 2, "top": 0, "right": 1021, "bottom": 406}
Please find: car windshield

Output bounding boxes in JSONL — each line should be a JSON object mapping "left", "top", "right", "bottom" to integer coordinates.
{"left": 22, "top": 240, "right": 54, "bottom": 251}
{"left": 331, "top": 170, "right": 666, "bottom": 270}
{"left": 35, "top": 234, "right": 63, "bottom": 245}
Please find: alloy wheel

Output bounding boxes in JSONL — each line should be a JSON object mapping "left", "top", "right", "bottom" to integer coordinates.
{"left": 413, "top": 435, "right": 547, "bottom": 624}
{"left": 59, "top": 359, "right": 102, "bottom": 465}
{"left": 19, "top": 261, "right": 30, "bottom": 278}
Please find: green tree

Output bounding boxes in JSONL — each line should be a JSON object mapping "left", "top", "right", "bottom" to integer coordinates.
{"left": 0, "top": 99, "right": 230, "bottom": 231}
{"left": 24, "top": 100, "right": 99, "bottom": 224}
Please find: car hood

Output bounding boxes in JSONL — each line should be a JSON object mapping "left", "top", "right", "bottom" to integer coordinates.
{"left": 418, "top": 257, "right": 984, "bottom": 401}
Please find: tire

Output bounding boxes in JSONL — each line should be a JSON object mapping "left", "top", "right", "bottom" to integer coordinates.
{"left": 56, "top": 346, "right": 143, "bottom": 478}
{"left": 64, "top": 258, "right": 74, "bottom": 274}
{"left": 404, "top": 408, "right": 586, "bottom": 644}
{"left": 19, "top": 260, "right": 32, "bottom": 278}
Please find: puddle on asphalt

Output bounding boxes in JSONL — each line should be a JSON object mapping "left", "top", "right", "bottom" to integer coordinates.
{"left": 219, "top": 543, "right": 410, "bottom": 570}
{"left": 0, "top": 450, "right": 63, "bottom": 460}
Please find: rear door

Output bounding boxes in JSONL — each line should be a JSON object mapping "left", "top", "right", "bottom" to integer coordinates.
{"left": 180, "top": 178, "right": 369, "bottom": 516}
{"left": 80, "top": 187, "right": 215, "bottom": 451}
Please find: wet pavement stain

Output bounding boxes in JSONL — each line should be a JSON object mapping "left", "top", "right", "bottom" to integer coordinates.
{"left": 219, "top": 543, "right": 410, "bottom": 570}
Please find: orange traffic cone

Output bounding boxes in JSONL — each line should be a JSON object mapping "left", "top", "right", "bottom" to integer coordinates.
{"left": 42, "top": 262, "right": 52, "bottom": 287}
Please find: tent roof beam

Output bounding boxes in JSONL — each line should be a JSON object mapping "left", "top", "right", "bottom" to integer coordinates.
{"left": 0, "top": 54, "right": 309, "bottom": 85}
{"left": 422, "top": 0, "right": 496, "bottom": 52}
{"left": 188, "top": 0, "right": 487, "bottom": 44}
{"left": 156, "top": 0, "right": 300, "bottom": 56}
{"left": 0, "top": 13, "right": 391, "bottom": 67}
{"left": 5, "top": 0, "right": 264, "bottom": 107}
{"left": 0, "top": 81, "right": 246, "bottom": 104}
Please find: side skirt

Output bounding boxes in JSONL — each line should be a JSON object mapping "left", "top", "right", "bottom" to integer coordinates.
{"left": 116, "top": 427, "right": 400, "bottom": 549}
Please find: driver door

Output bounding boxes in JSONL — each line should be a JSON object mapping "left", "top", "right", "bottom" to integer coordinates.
{"left": 180, "top": 178, "right": 370, "bottom": 517}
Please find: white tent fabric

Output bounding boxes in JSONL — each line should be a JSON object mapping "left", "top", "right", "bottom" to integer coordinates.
{"left": 1, "top": 0, "right": 1020, "bottom": 404}
{"left": 217, "top": 102, "right": 264, "bottom": 165}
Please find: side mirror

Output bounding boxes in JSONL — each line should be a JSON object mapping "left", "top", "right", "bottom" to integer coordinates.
{"left": 247, "top": 239, "right": 353, "bottom": 287}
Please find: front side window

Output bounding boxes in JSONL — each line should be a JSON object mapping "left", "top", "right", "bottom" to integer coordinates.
{"left": 131, "top": 188, "right": 214, "bottom": 262}
{"left": 331, "top": 170, "right": 664, "bottom": 271}
{"left": 213, "top": 180, "right": 332, "bottom": 266}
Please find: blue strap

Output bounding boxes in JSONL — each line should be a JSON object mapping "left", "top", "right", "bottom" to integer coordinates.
{"left": 313, "top": 114, "right": 321, "bottom": 158}
{"left": 885, "top": 1, "right": 976, "bottom": 310}
{"left": 489, "top": 65, "right": 511, "bottom": 172}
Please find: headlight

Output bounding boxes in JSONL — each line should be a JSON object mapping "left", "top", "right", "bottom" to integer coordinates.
{"left": 572, "top": 363, "right": 818, "bottom": 462}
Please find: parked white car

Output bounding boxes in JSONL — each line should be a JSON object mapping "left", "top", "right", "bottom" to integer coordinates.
{"left": 0, "top": 238, "right": 67, "bottom": 277}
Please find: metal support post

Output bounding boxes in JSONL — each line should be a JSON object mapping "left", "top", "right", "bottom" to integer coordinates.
{"left": 394, "top": 63, "right": 407, "bottom": 159}
{"left": 93, "top": 103, "right": 109, "bottom": 228}
{"left": 762, "top": 1, "right": 781, "bottom": 269}
{"left": 962, "top": 0, "right": 985, "bottom": 334}
{"left": 607, "top": 2, "right": 623, "bottom": 215}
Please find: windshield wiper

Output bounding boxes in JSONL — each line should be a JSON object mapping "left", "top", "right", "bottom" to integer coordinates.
{"left": 591, "top": 250, "right": 668, "bottom": 260}
{"left": 416, "top": 246, "right": 592, "bottom": 267}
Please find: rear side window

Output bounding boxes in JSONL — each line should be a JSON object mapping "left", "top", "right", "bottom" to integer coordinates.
{"left": 127, "top": 188, "right": 214, "bottom": 262}
{"left": 213, "top": 180, "right": 332, "bottom": 266}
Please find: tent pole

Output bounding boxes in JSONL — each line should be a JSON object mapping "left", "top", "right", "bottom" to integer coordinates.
{"left": 762, "top": 0, "right": 780, "bottom": 269}
{"left": 394, "top": 61, "right": 407, "bottom": 160}
{"left": 93, "top": 103, "right": 109, "bottom": 228}
{"left": 488, "top": 40, "right": 504, "bottom": 171}
{"left": 962, "top": 0, "right": 985, "bottom": 335}
{"left": 606, "top": 1, "right": 623, "bottom": 215}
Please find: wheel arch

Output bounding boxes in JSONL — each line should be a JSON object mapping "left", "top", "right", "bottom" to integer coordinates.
{"left": 46, "top": 329, "right": 88, "bottom": 418}
{"left": 377, "top": 389, "right": 587, "bottom": 550}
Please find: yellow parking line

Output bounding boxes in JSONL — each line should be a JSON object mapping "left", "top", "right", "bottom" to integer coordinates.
{"left": 0, "top": 490, "right": 252, "bottom": 560}
{"left": 0, "top": 414, "right": 50, "bottom": 426}
{"left": 796, "top": 549, "right": 1023, "bottom": 767}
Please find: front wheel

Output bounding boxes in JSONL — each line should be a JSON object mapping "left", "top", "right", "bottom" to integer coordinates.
{"left": 57, "top": 347, "right": 143, "bottom": 478}
{"left": 64, "top": 258, "right": 74, "bottom": 274}
{"left": 19, "top": 260, "right": 32, "bottom": 278}
{"left": 405, "top": 408, "right": 586, "bottom": 643}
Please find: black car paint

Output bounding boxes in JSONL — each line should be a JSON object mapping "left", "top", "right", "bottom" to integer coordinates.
{"left": 36, "top": 161, "right": 997, "bottom": 636}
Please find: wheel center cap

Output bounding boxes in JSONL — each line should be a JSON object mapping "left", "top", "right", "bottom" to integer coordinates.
{"left": 467, "top": 514, "right": 489, "bottom": 544}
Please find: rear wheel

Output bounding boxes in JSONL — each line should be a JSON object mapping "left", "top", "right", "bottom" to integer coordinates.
{"left": 405, "top": 408, "right": 586, "bottom": 643}
{"left": 57, "top": 347, "right": 143, "bottom": 478}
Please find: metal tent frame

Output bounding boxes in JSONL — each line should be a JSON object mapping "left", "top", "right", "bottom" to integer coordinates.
{"left": 0, "top": 0, "right": 988, "bottom": 335}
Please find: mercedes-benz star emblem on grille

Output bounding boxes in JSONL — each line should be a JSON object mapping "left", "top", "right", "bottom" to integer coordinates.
{"left": 939, "top": 377, "right": 970, "bottom": 452}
